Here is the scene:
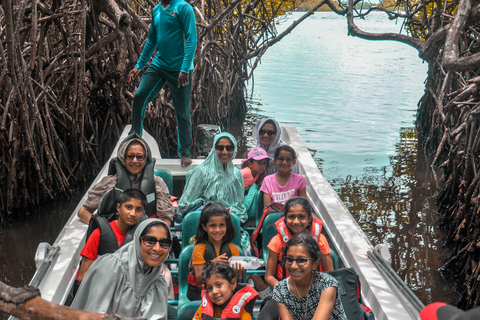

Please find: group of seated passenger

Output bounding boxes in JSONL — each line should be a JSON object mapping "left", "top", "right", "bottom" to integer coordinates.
{"left": 72, "top": 118, "right": 346, "bottom": 320}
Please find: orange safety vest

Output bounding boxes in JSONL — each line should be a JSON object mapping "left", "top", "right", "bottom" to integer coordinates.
{"left": 275, "top": 216, "right": 323, "bottom": 279}
{"left": 200, "top": 283, "right": 258, "bottom": 320}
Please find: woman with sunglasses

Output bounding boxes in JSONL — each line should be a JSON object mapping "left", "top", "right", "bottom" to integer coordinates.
{"left": 72, "top": 219, "right": 173, "bottom": 320}
{"left": 77, "top": 133, "right": 173, "bottom": 226}
{"left": 179, "top": 132, "right": 247, "bottom": 223}
{"left": 273, "top": 234, "right": 346, "bottom": 320}
{"left": 252, "top": 118, "right": 286, "bottom": 176}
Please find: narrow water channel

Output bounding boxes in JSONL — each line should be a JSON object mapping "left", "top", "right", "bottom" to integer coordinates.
{"left": 0, "top": 10, "right": 456, "bottom": 320}
{"left": 241, "top": 11, "right": 455, "bottom": 304}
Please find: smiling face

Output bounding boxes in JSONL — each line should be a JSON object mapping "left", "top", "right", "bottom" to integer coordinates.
{"left": 202, "top": 215, "right": 227, "bottom": 246}
{"left": 285, "top": 245, "right": 319, "bottom": 281}
{"left": 125, "top": 142, "right": 146, "bottom": 175}
{"left": 139, "top": 225, "right": 169, "bottom": 267}
{"left": 205, "top": 274, "right": 237, "bottom": 307}
{"left": 116, "top": 198, "right": 144, "bottom": 233}
{"left": 285, "top": 204, "right": 312, "bottom": 235}
{"left": 215, "top": 137, "right": 234, "bottom": 163}
{"left": 259, "top": 122, "right": 277, "bottom": 146}
{"left": 275, "top": 150, "right": 296, "bottom": 174}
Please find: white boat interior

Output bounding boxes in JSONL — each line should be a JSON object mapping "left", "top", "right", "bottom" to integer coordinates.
{"left": 14, "top": 125, "right": 423, "bottom": 320}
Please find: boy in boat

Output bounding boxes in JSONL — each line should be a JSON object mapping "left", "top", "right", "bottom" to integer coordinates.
{"left": 77, "top": 134, "right": 174, "bottom": 227}
{"left": 77, "top": 188, "right": 146, "bottom": 282}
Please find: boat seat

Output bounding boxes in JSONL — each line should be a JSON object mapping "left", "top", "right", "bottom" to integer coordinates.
{"left": 96, "top": 187, "right": 119, "bottom": 219}
{"left": 154, "top": 168, "right": 173, "bottom": 195}
{"left": 261, "top": 212, "right": 283, "bottom": 262}
{"left": 255, "top": 190, "right": 264, "bottom": 225}
{"left": 175, "top": 300, "right": 200, "bottom": 320}
{"left": 178, "top": 244, "right": 195, "bottom": 305}
{"left": 181, "top": 211, "right": 243, "bottom": 249}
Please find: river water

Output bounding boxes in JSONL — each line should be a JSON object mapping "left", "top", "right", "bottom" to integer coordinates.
{"left": 0, "top": 10, "right": 454, "bottom": 317}
{"left": 242, "top": 11, "right": 455, "bottom": 304}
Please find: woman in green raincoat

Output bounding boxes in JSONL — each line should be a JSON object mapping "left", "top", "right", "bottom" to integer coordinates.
{"left": 179, "top": 132, "right": 247, "bottom": 223}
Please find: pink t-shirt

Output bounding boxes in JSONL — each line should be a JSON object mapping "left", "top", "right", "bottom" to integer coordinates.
{"left": 241, "top": 167, "right": 259, "bottom": 189}
{"left": 260, "top": 172, "right": 308, "bottom": 204}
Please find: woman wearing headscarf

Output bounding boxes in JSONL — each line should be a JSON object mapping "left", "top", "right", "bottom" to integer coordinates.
{"left": 179, "top": 132, "right": 247, "bottom": 223}
{"left": 252, "top": 118, "right": 286, "bottom": 176}
{"left": 77, "top": 133, "right": 174, "bottom": 226}
{"left": 71, "top": 219, "right": 172, "bottom": 320}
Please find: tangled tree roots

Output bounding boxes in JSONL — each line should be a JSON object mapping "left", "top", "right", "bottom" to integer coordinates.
{"left": 417, "top": 35, "right": 480, "bottom": 310}
{"left": 1, "top": 0, "right": 329, "bottom": 217}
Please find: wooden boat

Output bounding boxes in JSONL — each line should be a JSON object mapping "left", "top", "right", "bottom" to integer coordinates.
{"left": 15, "top": 125, "right": 423, "bottom": 320}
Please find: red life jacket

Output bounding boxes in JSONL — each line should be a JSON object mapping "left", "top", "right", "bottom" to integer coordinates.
{"left": 200, "top": 283, "right": 258, "bottom": 320}
{"left": 275, "top": 216, "right": 323, "bottom": 279}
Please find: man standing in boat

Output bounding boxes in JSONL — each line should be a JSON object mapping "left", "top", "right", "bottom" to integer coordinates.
{"left": 128, "top": 0, "right": 197, "bottom": 167}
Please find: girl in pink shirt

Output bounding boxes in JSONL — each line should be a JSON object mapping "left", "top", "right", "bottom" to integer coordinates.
{"left": 260, "top": 145, "right": 307, "bottom": 205}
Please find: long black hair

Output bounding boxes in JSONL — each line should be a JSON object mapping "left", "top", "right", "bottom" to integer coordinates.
{"left": 195, "top": 202, "right": 235, "bottom": 244}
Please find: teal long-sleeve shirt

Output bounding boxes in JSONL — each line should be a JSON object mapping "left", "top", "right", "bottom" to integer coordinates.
{"left": 135, "top": 0, "right": 197, "bottom": 73}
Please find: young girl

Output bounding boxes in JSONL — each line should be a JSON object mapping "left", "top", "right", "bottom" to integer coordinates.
{"left": 193, "top": 263, "right": 259, "bottom": 320}
{"left": 241, "top": 146, "right": 271, "bottom": 189}
{"left": 265, "top": 197, "right": 334, "bottom": 289}
{"left": 273, "top": 234, "right": 347, "bottom": 320}
{"left": 188, "top": 203, "right": 241, "bottom": 301}
{"left": 260, "top": 145, "right": 307, "bottom": 205}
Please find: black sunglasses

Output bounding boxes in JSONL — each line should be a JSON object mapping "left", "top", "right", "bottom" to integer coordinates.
{"left": 141, "top": 236, "right": 172, "bottom": 249}
{"left": 284, "top": 257, "right": 316, "bottom": 266}
{"left": 215, "top": 145, "right": 234, "bottom": 152}
{"left": 259, "top": 129, "right": 276, "bottom": 136}
{"left": 126, "top": 154, "right": 145, "bottom": 161}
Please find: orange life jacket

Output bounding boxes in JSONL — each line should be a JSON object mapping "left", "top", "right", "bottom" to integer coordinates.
{"left": 200, "top": 283, "right": 258, "bottom": 319}
{"left": 275, "top": 216, "right": 323, "bottom": 279}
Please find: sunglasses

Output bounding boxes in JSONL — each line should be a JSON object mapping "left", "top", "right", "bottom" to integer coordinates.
{"left": 126, "top": 154, "right": 145, "bottom": 161}
{"left": 215, "top": 145, "right": 234, "bottom": 152}
{"left": 141, "top": 236, "right": 172, "bottom": 249}
{"left": 284, "top": 257, "right": 316, "bottom": 266}
{"left": 259, "top": 129, "right": 276, "bottom": 136}
{"left": 276, "top": 157, "right": 294, "bottom": 163}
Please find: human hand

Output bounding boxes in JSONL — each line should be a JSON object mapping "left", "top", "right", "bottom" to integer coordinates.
{"left": 177, "top": 71, "right": 189, "bottom": 87}
{"left": 128, "top": 67, "right": 140, "bottom": 82}
{"left": 212, "top": 253, "right": 229, "bottom": 264}
{"left": 232, "top": 262, "right": 245, "bottom": 275}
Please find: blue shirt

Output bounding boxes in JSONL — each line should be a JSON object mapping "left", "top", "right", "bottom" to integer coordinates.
{"left": 136, "top": 0, "right": 197, "bottom": 72}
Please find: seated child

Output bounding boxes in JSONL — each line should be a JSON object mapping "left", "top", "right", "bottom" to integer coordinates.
{"left": 188, "top": 203, "right": 241, "bottom": 301}
{"left": 77, "top": 188, "right": 146, "bottom": 282}
{"left": 261, "top": 145, "right": 307, "bottom": 205}
{"left": 273, "top": 234, "right": 347, "bottom": 320}
{"left": 241, "top": 146, "right": 271, "bottom": 189}
{"left": 193, "top": 263, "right": 259, "bottom": 320}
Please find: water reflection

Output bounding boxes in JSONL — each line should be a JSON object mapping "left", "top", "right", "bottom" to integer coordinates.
{"left": 330, "top": 127, "right": 455, "bottom": 304}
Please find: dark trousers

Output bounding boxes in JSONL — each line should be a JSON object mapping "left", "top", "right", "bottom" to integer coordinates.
{"left": 257, "top": 296, "right": 280, "bottom": 320}
{"left": 130, "top": 65, "right": 192, "bottom": 158}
